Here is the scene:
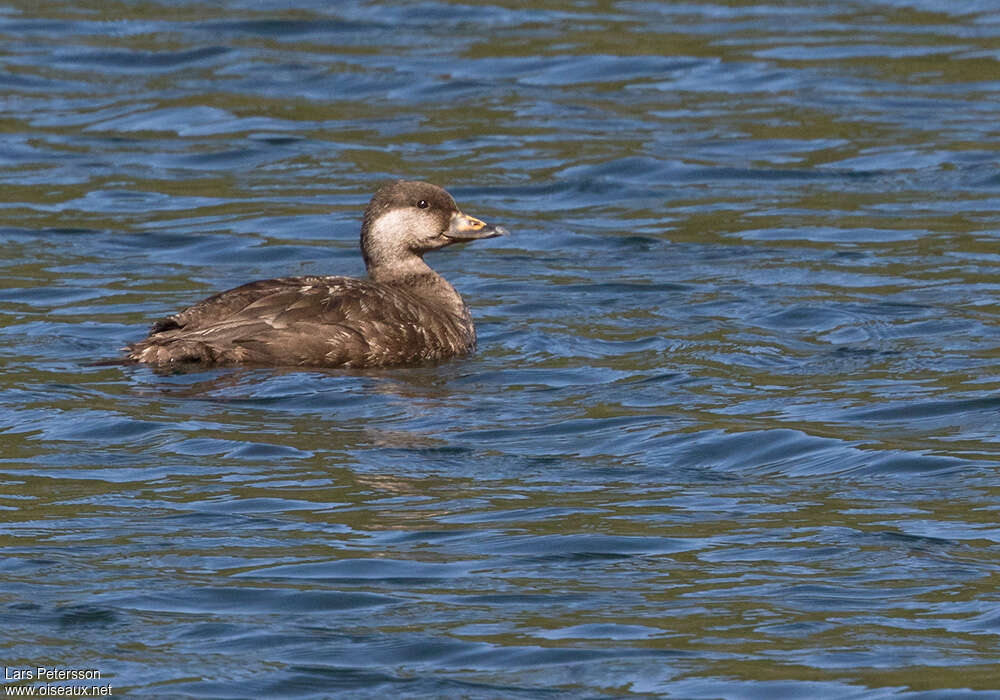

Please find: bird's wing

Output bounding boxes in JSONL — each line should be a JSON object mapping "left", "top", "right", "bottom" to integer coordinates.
{"left": 140, "top": 276, "right": 452, "bottom": 366}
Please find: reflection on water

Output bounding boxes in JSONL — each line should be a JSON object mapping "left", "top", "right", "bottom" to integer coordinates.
{"left": 2, "top": 1, "right": 1000, "bottom": 698}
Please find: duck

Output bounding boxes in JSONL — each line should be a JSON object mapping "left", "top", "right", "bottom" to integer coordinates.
{"left": 126, "top": 179, "right": 507, "bottom": 368}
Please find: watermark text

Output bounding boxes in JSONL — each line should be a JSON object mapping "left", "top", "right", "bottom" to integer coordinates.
{"left": 4, "top": 668, "right": 111, "bottom": 697}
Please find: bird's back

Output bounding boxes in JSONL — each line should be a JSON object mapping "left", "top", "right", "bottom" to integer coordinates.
{"left": 127, "top": 275, "right": 476, "bottom": 367}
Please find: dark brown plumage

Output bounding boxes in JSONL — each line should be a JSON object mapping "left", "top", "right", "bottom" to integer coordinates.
{"left": 126, "top": 180, "right": 506, "bottom": 368}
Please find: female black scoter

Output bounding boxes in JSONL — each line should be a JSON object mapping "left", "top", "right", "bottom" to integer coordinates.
{"left": 126, "top": 180, "right": 506, "bottom": 368}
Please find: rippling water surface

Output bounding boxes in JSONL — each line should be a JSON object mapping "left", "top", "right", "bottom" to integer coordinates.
{"left": 2, "top": 1, "right": 1000, "bottom": 698}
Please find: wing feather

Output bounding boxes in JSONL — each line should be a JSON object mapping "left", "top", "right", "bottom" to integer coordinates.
{"left": 128, "top": 275, "right": 472, "bottom": 367}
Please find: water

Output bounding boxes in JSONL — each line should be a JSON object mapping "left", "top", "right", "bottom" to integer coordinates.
{"left": 2, "top": 1, "right": 1000, "bottom": 698}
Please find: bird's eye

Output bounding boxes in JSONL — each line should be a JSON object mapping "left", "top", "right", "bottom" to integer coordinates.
{"left": 416, "top": 200, "right": 428, "bottom": 209}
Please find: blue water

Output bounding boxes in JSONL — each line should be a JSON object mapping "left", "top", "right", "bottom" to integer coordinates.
{"left": 2, "top": 2, "right": 1000, "bottom": 698}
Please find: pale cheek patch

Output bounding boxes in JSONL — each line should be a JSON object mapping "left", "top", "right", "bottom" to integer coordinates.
{"left": 368, "top": 208, "right": 443, "bottom": 255}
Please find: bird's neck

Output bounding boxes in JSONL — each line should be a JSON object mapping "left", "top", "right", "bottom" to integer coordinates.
{"left": 367, "top": 254, "right": 434, "bottom": 282}
{"left": 369, "top": 259, "right": 471, "bottom": 323}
